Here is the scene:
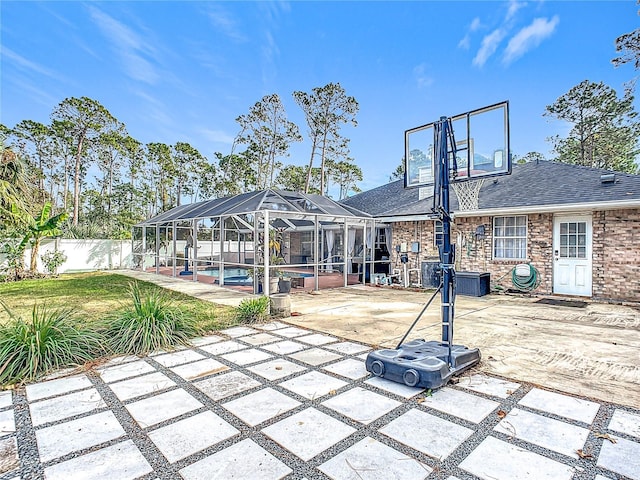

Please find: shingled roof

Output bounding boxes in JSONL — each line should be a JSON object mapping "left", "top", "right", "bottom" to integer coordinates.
{"left": 341, "top": 161, "right": 640, "bottom": 218}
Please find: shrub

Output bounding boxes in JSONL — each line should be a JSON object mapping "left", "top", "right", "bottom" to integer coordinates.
{"left": 40, "top": 250, "right": 68, "bottom": 275}
{"left": 236, "top": 296, "right": 270, "bottom": 324}
{"left": 0, "top": 302, "right": 103, "bottom": 385}
{"left": 100, "top": 282, "right": 199, "bottom": 355}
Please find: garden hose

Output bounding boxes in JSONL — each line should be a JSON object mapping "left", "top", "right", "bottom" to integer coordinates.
{"left": 511, "top": 264, "right": 540, "bottom": 292}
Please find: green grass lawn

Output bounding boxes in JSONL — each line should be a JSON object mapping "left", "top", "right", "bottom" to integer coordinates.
{"left": 0, "top": 272, "right": 237, "bottom": 333}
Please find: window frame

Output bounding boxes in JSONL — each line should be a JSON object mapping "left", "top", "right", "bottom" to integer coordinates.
{"left": 492, "top": 215, "right": 528, "bottom": 260}
{"left": 434, "top": 220, "right": 443, "bottom": 247}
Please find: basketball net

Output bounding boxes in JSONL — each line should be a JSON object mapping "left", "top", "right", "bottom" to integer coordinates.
{"left": 452, "top": 178, "right": 484, "bottom": 211}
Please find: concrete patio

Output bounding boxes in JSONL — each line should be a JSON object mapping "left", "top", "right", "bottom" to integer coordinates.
{"left": 1, "top": 271, "right": 639, "bottom": 479}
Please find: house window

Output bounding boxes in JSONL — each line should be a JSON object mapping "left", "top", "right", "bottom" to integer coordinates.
{"left": 493, "top": 215, "right": 527, "bottom": 259}
{"left": 434, "top": 220, "right": 443, "bottom": 247}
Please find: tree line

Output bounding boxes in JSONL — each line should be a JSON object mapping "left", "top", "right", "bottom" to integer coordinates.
{"left": 1, "top": 82, "right": 362, "bottom": 242}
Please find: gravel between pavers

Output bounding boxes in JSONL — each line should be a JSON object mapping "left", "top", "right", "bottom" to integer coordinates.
{"left": 2, "top": 322, "right": 639, "bottom": 480}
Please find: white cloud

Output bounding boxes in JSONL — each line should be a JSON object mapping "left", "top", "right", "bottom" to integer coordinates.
{"left": 413, "top": 63, "right": 434, "bottom": 89}
{"left": 506, "top": 0, "right": 527, "bottom": 21}
{"left": 1, "top": 46, "right": 64, "bottom": 81}
{"left": 87, "top": 6, "right": 160, "bottom": 84}
{"left": 204, "top": 4, "right": 248, "bottom": 42}
{"left": 473, "top": 28, "right": 507, "bottom": 67}
{"left": 458, "top": 17, "right": 482, "bottom": 50}
{"left": 199, "top": 128, "right": 235, "bottom": 145}
{"left": 503, "top": 15, "right": 559, "bottom": 64}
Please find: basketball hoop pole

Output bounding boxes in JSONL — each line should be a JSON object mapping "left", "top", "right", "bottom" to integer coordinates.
{"left": 365, "top": 102, "right": 511, "bottom": 389}
{"left": 434, "top": 116, "right": 455, "bottom": 363}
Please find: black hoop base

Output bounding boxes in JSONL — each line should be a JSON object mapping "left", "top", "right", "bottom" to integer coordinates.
{"left": 365, "top": 339, "right": 481, "bottom": 390}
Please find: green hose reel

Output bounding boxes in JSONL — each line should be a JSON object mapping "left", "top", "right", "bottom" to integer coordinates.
{"left": 512, "top": 263, "right": 540, "bottom": 291}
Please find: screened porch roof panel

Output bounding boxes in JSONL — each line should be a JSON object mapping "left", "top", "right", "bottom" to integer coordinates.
{"left": 137, "top": 189, "right": 372, "bottom": 226}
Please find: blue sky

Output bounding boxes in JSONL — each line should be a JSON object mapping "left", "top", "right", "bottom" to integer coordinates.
{"left": 1, "top": 1, "right": 637, "bottom": 193}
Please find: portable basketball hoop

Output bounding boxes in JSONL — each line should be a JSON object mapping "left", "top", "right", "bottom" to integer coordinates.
{"left": 366, "top": 101, "right": 511, "bottom": 390}
{"left": 452, "top": 178, "right": 484, "bottom": 211}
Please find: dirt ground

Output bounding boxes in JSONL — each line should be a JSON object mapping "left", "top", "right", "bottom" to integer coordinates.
{"left": 286, "top": 285, "right": 640, "bottom": 409}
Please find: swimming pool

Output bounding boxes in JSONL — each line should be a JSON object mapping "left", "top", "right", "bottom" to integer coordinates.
{"left": 199, "top": 267, "right": 314, "bottom": 279}
{"left": 198, "top": 267, "right": 250, "bottom": 278}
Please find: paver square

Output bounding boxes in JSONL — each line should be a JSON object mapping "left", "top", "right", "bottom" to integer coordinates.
{"left": 319, "top": 436, "right": 432, "bottom": 480}
{"left": 153, "top": 349, "right": 205, "bottom": 367}
{"left": 422, "top": 387, "right": 500, "bottom": 423}
{"left": 365, "top": 376, "right": 423, "bottom": 399}
{"left": 322, "top": 387, "right": 401, "bottom": 424}
{"left": 380, "top": 409, "right": 473, "bottom": 460}
{"left": 598, "top": 435, "right": 640, "bottom": 480}
{"left": 194, "top": 371, "right": 261, "bottom": 401}
{"left": 109, "top": 371, "right": 175, "bottom": 401}
{"left": 98, "top": 356, "right": 139, "bottom": 371}
{"left": 279, "top": 371, "right": 347, "bottom": 400}
{"left": 609, "top": 409, "right": 640, "bottom": 439}
{"left": 97, "top": 360, "right": 155, "bottom": 384}
{"left": 0, "top": 391, "right": 11, "bottom": 409}
{"left": 519, "top": 388, "right": 600, "bottom": 424}
{"left": 458, "top": 374, "right": 521, "bottom": 398}
{"left": 149, "top": 411, "right": 239, "bottom": 463}
{"left": 239, "top": 332, "right": 279, "bottom": 346}
{"left": 262, "top": 340, "right": 307, "bottom": 355}
{"left": 271, "top": 326, "right": 309, "bottom": 338}
{"left": 126, "top": 389, "right": 203, "bottom": 428}
{"left": 322, "top": 358, "right": 368, "bottom": 380}
{"left": 0, "top": 409, "right": 15, "bottom": 435}
{"left": 223, "top": 387, "right": 300, "bottom": 426}
{"left": 247, "top": 359, "right": 306, "bottom": 381}
{"left": 459, "top": 436, "right": 575, "bottom": 480}
{"left": 296, "top": 333, "right": 338, "bottom": 346}
{"left": 179, "top": 438, "right": 292, "bottom": 480}
{"left": 494, "top": 408, "right": 589, "bottom": 458}
{"left": 325, "top": 341, "right": 370, "bottom": 355}
{"left": 221, "top": 348, "right": 273, "bottom": 366}
{"left": 170, "top": 358, "right": 229, "bottom": 380}
{"left": 43, "top": 440, "right": 152, "bottom": 480}
{"left": 256, "top": 321, "right": 290, "bottom": 331}
{"left": 36, "top": 411, "right": 125, "bottom": 462}
{"left": 30, "top": 388, "right": 106, "bottom": 427}
{"left": 0, "top": 437, "right": 18, "bottom": 473}
{"left": 288, "top": 348, "right": 342, "bottom": 366}
{"left": 220, "top": 326, "right": 261, "bottom": 337}
{"left": 262, "top": 407, "right": 355, "bottom": 461}
{"left": 25, "top": 374, "right": 92, "bottom": 402}
{"left": 199, "top": 340, "right": 247, "bottom": 355}
{"left": 190, "top": 334, "right": 224, "bottom": 346}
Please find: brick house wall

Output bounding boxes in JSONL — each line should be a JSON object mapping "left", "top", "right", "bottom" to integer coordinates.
{"left": 592, "top": 209, "right": 640, "bottom": 302}
{"left": 391, "top": 208, "right": 640, "bottom": 303}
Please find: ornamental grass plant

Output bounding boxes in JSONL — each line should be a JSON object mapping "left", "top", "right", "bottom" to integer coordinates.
{"left": 0, "top": 302, "right": 103, "bottom": 385}
{"left": 100, "top": 282, "right": 199, "bottom": 355}
{"left": 235, "top": 296, "right": 270, "bottom": 324}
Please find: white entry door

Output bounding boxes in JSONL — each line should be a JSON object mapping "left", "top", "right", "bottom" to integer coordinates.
{"left": 553, "top": 214, "right": 592, "bottom": 296}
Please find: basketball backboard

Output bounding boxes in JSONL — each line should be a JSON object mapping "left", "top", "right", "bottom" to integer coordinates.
{"left": 404, "top": 101, "right": 510, "bottom": 189}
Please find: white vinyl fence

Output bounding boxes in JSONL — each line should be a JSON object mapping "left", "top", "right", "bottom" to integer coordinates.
{"left": 3, "top": 239, "right": 133, "bottom": 274}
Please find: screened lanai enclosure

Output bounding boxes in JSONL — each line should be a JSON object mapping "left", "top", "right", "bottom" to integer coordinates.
{"left": 133, "top": 190, "right": 392, "bottom": 295}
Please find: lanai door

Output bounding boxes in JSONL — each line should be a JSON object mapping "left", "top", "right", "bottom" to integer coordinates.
{"left": 553, "top": 214, "right": 592, "bottom": 296}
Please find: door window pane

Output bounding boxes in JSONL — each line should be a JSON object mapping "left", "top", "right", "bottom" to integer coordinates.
{"left": 558, "top": 222, "right": 587, "bottom": 258}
